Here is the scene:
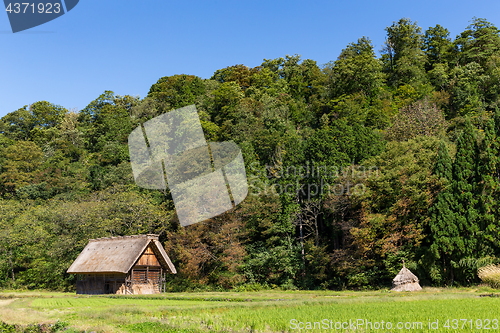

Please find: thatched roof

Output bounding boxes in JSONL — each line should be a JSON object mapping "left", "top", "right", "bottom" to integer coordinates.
{"left": 391, "top": 261, "right": 422, "bottom": 292}
{"left": 67, "top": 234, "right": 176, "bottom": 274}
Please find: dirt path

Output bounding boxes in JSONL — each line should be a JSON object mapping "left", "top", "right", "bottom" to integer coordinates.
{"left": 0, "top": 298, "right": 17, "bottom": 307}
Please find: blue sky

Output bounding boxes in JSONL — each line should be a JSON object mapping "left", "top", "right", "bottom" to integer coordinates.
{"left": 1, "top": 0, "right": 499, "bottom": 118}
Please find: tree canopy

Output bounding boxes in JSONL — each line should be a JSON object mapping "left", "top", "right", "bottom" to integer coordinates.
{"left": 1, "top": 17, "right": 500, "bottom": 291}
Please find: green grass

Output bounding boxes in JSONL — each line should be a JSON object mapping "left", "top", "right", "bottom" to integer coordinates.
{"left": 0, "top": 287, "right": 499, "bottom": 332}
{"left": 126, "top": 322, "right": 202, "bottom": 333}
{"left": 31, "top": 297, "right": 228, "bottom": 309}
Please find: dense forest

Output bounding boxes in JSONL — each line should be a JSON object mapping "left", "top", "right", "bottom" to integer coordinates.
{"left": 1, "top": 17, "right": 500, "bottom": 291}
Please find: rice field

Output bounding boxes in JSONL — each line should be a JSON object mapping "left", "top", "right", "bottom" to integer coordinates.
{"left": 0, "top": 287, "right": 499, "bottom": 332}
{"left": 30, "top": 297, "right": 229, "bottom": 309}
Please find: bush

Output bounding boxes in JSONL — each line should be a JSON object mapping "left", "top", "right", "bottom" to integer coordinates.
{"left": 233, "top": 282, "right": 272, "bottom": 292}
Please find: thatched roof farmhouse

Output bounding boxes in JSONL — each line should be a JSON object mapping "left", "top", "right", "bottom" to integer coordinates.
{"left": 391, "top": 260, "right": 422, "bottom": 291}
{"left": 67, "top": 234, "right": 176, "bottom": 295}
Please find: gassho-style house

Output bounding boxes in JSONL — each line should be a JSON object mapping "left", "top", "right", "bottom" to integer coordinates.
{"left": 67, "top": 234, "right": 176, "bottom": 295}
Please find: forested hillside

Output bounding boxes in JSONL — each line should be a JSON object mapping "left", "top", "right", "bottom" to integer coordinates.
{"left": 1, "top": 17, "right": 500, "bottom": 291}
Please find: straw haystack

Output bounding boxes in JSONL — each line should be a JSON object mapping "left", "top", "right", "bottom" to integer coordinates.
{"left": 391, "top": 260, "right": 422, "bottom": 291}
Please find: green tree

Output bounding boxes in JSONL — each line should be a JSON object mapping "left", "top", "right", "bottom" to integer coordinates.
{"left": 448, "top": 62, "right": 487, "bottom": 116}
{"left": 0, "top": 107, "right": 36, "bottom": 141}
{"left": 261, "top": 55, "right": 325, "bottom": 103}
{"left": 79, "top": 91, "right": 133, "bottom": 156}
{"left": 211, "top": 64, "right": 260, "bottom": 90}
{"left": 147, "top": 74, "right": 206, "bottom": 111}
{"left": 479, "top": 116, "right": 500, "bottom": 254}
{"left": 452, "top": 119, "right": 480, "bottom": 262}
{"left": 30, "top": 101, "right": 67, "bottom": 128}
{"left": 0, "top": 101, "right": 68, "bottom": 146}
{"left": 381, "top": 18, "right": 428, "bottom": 87}
{"left": 0, "top": 200, "right": 27, "bottom": 285}
{"left": 424, "top": 25, "right": 453, "bottom": 92}
{"left": 305, "top": 126, "right": 351, "bottom": 169}
{"left": 428, "top": 140, "right": 457, "bottom": 283}
{"left": 424, "top": 24, "right": 453, "bottom": 69}
{"left": 211, "top": 82, "right": 244, "bottom": 126}
{"left": 454, "top": 17, "right": 500, "bottom": 67}
{"left": 352, "top": 137, "right": 443, "bottom": 285}
{"left": 324, "top": 37, "right": 385, "bottom": 99}
{"left": 0, "top": 141, "right": 43, "bottom": 195}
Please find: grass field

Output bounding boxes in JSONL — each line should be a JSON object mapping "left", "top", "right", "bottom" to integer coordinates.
{"left": 0, "top": 287, "right": 499, "bottom": 332}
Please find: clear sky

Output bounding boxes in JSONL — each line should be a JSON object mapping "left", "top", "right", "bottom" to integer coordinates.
{"left": 1, "top": 0, "right": 500, "bottom": 118}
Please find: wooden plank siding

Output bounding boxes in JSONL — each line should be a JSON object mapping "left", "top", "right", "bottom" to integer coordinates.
{"left": 131, "top": 268, "right": 161, "bottom": 282}
{"left": 135, "top": 245, "right": 160, "bottom": 266}
{"left": 76, "top": 273, "right": 127, "bottom": 295}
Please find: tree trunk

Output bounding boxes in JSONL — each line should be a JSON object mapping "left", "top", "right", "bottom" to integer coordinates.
{"left": 299, "top": 215, "right": 305, "bottom": 274}
{"left": 314, "top": 218, "right": 319, "bottom": 247}
{"left": 8, "top": 249, "right": 14, "bottom": 283}
{"left": 297, "top": 195, "right": 305, "bottom": 276}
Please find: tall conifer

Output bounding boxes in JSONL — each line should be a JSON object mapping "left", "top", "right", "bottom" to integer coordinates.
{"left": 479, "top": 116, "right": 500, "bottom": 254}
{"left": 429, "top": 141, "right": 456, "bottom": 280}
{"left": 452, "top": 119, "right": 480, "bottom": 259}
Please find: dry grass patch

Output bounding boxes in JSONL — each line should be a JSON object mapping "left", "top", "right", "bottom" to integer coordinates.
{"left": 478, "top": 265, "right": 500, "bottom": 289}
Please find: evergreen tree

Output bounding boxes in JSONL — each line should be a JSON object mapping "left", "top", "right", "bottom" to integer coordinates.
{"left": 452, "top": 119, "right": 480, "bottom": 259}
{"left": 434, "top": 141, "right": 453, "bottom": 179}
{"left": 494, "top": 108, "right": 500, "bottom": 151}
{"left": 479, "top": 116, "right": 500, "bottom": 254}
{"left": 429, "top": 120, "right": 480, "bottom": 283}
{"left": 429, "top": 140, "right": 457, "bottom": 282}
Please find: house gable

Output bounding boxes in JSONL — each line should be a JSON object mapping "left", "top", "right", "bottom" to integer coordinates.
{"left": 67, "top": 234, "right": 176, "bottom": 274}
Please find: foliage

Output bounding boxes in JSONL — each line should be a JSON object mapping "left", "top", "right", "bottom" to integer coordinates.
{"left": 385, "top": 99, "right": 448, "bottom": 141}
{"left": 147, "top": 74, "right": 205, "bottom": 111}
{"left": 0, "top": 320, "right": 77, "bottom": 333}
{"left": 0, "top": 16, "right": 500, "bottom": 291}
{"left": 324, "top": 37, "right": 384, "bottom": 99}
{"left": 381, "top": 18, "right": 427, "bottom": 87}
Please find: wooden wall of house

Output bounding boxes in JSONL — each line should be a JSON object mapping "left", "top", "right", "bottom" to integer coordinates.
{"left": 129, "top": 245, "right": 163, "bottom": 294}
{"left": 135, "top": 245, "right": 160, "bottom": 266}
{"left": 131, "top": 268, "right": 161, "bottom": 282}
{"left": 76, "top": 273, "right": 127, "bottom": 295}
